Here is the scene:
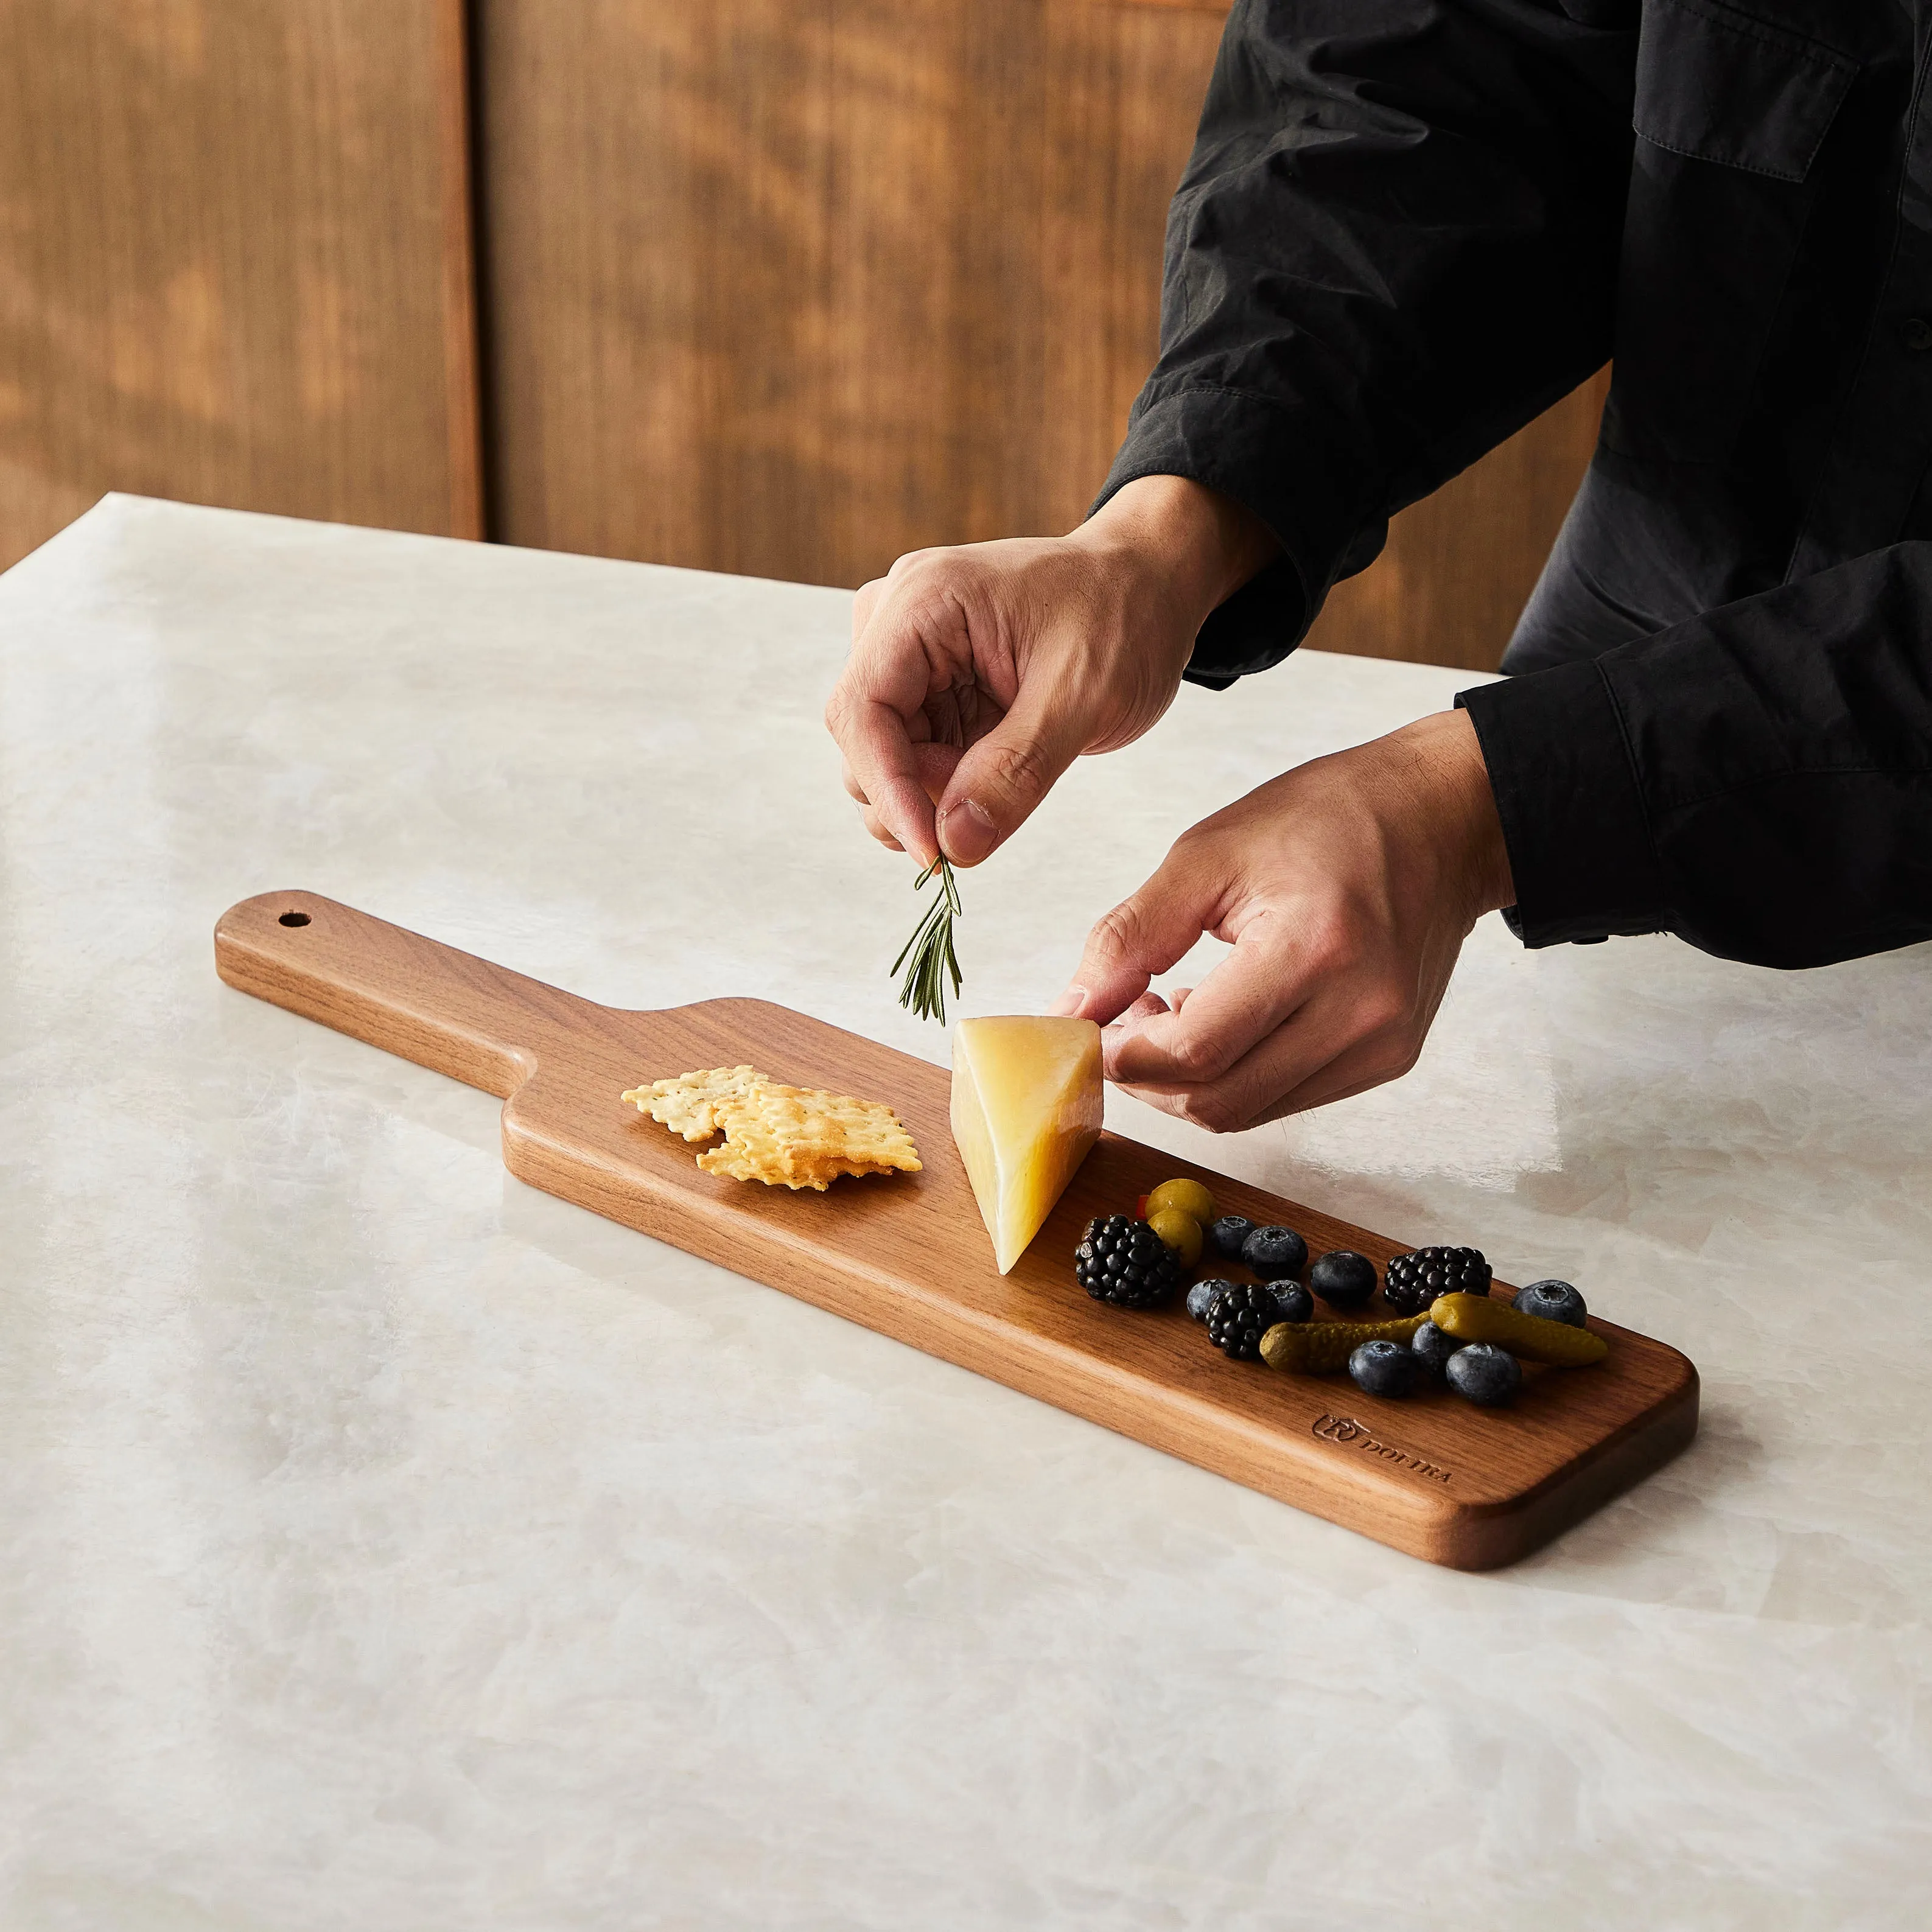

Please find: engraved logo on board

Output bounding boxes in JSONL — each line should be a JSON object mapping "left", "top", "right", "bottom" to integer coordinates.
{"left": 1312, "top": 1413, "right": 1452, "bottom": 1484}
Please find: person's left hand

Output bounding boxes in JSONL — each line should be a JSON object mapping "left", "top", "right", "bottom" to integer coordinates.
{"left": 1050, "top": 710, "right": 1515, "bottom": 1129}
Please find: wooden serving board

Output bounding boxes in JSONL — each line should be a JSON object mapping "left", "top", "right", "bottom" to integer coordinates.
{"left": 215, "top": 891, "right": 1698, "bottom": 1570}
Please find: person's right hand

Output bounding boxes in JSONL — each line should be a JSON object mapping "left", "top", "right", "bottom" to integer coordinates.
{"left": 824, "top": 475, "right": 1278, "bottom": 868}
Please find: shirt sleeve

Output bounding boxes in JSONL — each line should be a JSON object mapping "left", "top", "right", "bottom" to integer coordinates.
{"left": 1094, "top": 0, "right": 1639, "bottom": 686}
{"left": 1458, "top": 542, "right": 1932, "bottom": 967}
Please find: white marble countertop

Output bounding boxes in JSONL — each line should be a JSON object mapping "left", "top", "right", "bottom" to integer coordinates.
{"left": 2, "top": 495, "right": 1927, "bottom": 1930}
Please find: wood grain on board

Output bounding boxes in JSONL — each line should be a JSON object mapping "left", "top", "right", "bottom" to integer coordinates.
{"left": 472, "top": 0, "right": 1602, "bottom": 672}
{"left": 0, "top": 0, "right": 482, "bottom": 574}
{"left": 215, "top": 890, "right": 1699, "bottom": 1570}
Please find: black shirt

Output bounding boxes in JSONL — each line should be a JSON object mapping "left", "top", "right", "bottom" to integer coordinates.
{"left": 1098, "top": 0, "right": 1932, "bottom": 968}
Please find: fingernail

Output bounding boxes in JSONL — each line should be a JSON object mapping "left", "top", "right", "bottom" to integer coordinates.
{"left": 1049, "top": 985, "right": 1087, "bottom": 1017}
{"left": 937, "top": 798, "right": 998, "bottom": 865}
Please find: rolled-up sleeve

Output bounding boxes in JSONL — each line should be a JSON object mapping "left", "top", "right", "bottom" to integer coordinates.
{"left": 1461, "top": 543, "right": 1932, "bottom": 965}
{"left": 1097, "top": 0, "right": 1639, "bottom": 683}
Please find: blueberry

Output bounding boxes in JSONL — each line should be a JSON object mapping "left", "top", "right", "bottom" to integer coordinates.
{"left": 1514, "top": 1279, "right": 1587, "bottom": 1328}
{"left": 1208, "top": 1214, "right": 1255, "bottom": 1260}
{"left": 1349, "top": 1339, "right": 1418, "bottom": 1398}
{"left": 1309, "top": 1249, "right": 1376, "bottom": 1310}
{"left": 1269, "top": 1282, "right": 1314, "bottom": 1325}
{"left": 1410, "top": 1321, "right": 1462, "bottom": 1379}
{"left": 1188, "top": 1279, "right": 1235, "bottom": 1323}
{"left": 1446, "top": 1343, "right": 1522, "bottom": 1407}
{"left": 1241, "top": 1224, "right": 1308, "bottom": 1282}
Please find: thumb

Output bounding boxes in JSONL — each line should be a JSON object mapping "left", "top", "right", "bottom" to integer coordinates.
{"left": 934, "top": 684, "right": 1085, "bottom": 865}
{"left": 1055, "top": 849, "right": 1225, "bottom": 1024}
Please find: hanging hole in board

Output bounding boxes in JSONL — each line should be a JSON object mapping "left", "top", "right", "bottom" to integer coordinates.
{"left": 279, "top": 911, "right": 311, "bottom": 928}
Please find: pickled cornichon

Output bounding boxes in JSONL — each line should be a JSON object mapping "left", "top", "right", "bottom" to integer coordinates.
{"left": 1259, "top": 1315, "right": 1427, "bottom": 1374}
{"left": 1430, "top": 1291, "right": 1608, "bottom": 1366}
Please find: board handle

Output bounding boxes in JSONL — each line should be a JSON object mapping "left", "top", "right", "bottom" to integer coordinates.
{"left": 214, "top": 890, "right": 581, "bottom": 1097}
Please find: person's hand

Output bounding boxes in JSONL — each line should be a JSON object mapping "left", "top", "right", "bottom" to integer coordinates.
{"left": 1052, "top": 710, "right": 1515, "bottom": 1127}
{"left": 825, "top": 476, "right": 1276, "bottom": 867}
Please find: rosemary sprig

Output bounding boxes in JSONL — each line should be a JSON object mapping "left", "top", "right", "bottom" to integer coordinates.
{"left": 890, "top": 853, "right": 964, "bottom": 1025}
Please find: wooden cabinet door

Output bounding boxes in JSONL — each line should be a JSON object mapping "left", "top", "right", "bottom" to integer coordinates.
{"left": 476, "top": 0, "right": 1231, "bottom": 586}
{"left": 0, "top": 0, "right": 483, "bottom": 573}
{"left": 475, "top": 0, "right": 1603, "bottom": 671}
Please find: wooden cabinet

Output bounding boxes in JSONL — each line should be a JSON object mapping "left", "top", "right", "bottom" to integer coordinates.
{"left": 0, "top": 0, "right": 481, "bottom": 575}
{"left": 474, "top": 0, "right": 1601, "bottom": 671}
{"left": 0, "top": 0, "right": 1600, "bottom": 671}
{"left": 472, "top": 0, "right": 1234, "bottom": 587}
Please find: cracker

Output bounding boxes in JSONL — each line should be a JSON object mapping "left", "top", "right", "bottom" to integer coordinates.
{"left": 705, "top": 1080, "right": 922, "bottom": 1189}
{"left": 627, "top": 1063, "right": 920, "bottom": 1190}
{"left": 621, "top": 1065, "right": 760, "bottom": 1142}
{"left": 695, "top": 1096, "right": 841, "bottom": 1191}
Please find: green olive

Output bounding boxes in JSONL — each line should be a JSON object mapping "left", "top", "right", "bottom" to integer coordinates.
{"left": 1146, "top": 1178, "right": 1217, "bottom": 1227}
{"left": 1146, "top": 1208, "right": 1204, "bottom": 1268}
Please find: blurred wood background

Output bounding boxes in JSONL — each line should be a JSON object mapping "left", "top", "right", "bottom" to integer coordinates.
{"left": 475, "top": 0, "right": 1227, "bottom": 587}
{"left": 0, "top": 0, "right": 1605, "bottom": 673}
{"left": 0, "top": 0, "right": 481, "bottom": 564}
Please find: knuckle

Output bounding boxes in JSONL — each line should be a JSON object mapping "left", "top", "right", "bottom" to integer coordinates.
{"left": 1167, "top": 825, "right": 1213, "bottom": 870}
{"left": 1164, "top": 1029, "right": 1225, "bottom": 1080}
{"left": 1302, "top": 909, "right": 1366, "bottom": 978}
{"left": 895, "top": 546, "right": 968, "bottom": 597}
{"left": 1090, "top": 901, "right": 1146, "bottom": 962}
{"left": 1354, "top": 984, "right": 1410, "bottom": 1038}
{"left": 1356, "top": 1030, "right": 1422, "bottom": 1092}
{"left": 1185, "top": 1091, "right": 1248, "bottom": 1136}
{"left": 978, "top": 735, "right": 1052, "bottom": 803}
{"left": 1382, "top": 1035, "right": 1424, "bottom": 1082}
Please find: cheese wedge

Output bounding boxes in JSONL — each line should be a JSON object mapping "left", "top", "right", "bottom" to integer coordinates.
{"left": 951, "top": 1016, "right": 1104, "bottom": 1274}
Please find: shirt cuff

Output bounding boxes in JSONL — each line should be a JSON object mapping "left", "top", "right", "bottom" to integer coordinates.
{"left": 1091, "top": 383, "right": 1384, "bottom": 687}
{"left": 1457, "top": 660, "right": 1673, "bottom": 946}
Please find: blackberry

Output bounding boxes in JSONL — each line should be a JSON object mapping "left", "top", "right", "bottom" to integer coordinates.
{"left": 1208, "top": 1214, "right": 1255, "bottom": 1261}
{"left": 1205, "top": 1283, "right": 1285, "bottom": 1360}
{"left": 1074, "top": 1215, "right": 1184, "bottom": 1311}
{"left": 1383, "top": 1245, "right": 1491, "bottom": 1317}
{"left": 1309, "top": 1250, "right": 1377, "bottom": 1311}
{"left": 1242, "top": 1224, "right": 1309, "bottom": 1282}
